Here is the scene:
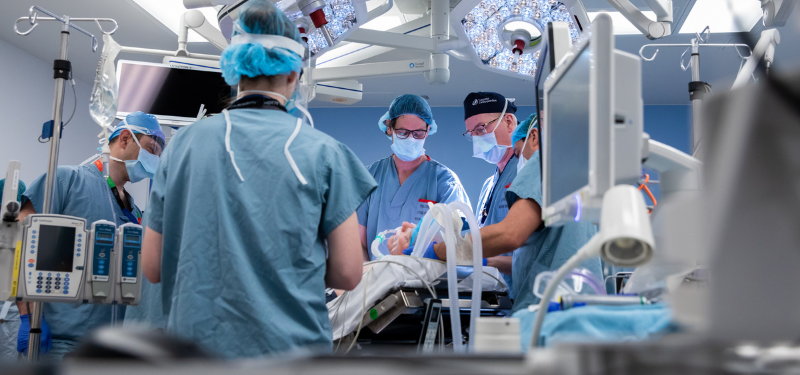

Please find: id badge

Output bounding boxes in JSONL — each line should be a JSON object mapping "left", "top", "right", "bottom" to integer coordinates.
{"left": 414, "top": 199, "right": 437, "bottom": 222}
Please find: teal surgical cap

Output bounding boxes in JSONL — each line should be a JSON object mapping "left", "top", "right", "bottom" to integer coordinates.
{"left": 512, "top": 113, "right": 538, "bottom": 145}
{"left": 378, "top": 94, "right": 438, "bottom": 136}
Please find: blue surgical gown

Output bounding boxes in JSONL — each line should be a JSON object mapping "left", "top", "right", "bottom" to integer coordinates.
{"left": 21, "top": 164, "right": 141, "bottom": 359}
{"left": 476, "top": 156, "right": 519, "bottom": 294}
{"left": 357, "top": 156, "right": 470, "bottom": 259}
{"left": 146, "top": 108, "right": 377, "bottom": 359}
{"left": 506, "top": 151, "right": 603, "bottom": 314}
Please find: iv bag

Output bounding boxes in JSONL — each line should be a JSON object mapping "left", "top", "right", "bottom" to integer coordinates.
{"left": 89, "top": 34, "right": 121, "bottom": 130}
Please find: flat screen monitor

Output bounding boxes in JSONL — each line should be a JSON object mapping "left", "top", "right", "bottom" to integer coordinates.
{"left": 542, "top": 12, "right": 614, "bottom": 226}
{"left": 116, "top": 61, "right": 231, "bottom": 125}
{"left": 546, "top": 45, "right": 591, "bottom": 206}
{"left": 37, "top": 225, "right": 76, "bottom": 272}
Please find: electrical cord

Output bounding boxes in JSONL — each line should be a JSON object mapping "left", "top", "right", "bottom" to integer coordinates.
{"left": 38, "top": 78, "right": 77, "bottom": 143}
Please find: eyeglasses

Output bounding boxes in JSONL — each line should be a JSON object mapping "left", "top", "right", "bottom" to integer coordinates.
{"left": 463, "top": 116, "right": 501, "bottom": 140}
{"left": 393, "top": 128, "right": 428, "bottom": 140}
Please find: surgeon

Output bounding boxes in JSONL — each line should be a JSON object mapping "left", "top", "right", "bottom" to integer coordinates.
{"left": 390, "top": 111, "right": 602, "bottom": 313}
{"left": 15, "top": 111, "right": 164, "bottom": 359}
{"left": 140, "top": 0, "right": 377, "bottom": 359}
{"left": 358, "top": 94, "right": 470, "bottom": 260}
{"left": 465, "top": 92, "right": 520, "bottom": 294}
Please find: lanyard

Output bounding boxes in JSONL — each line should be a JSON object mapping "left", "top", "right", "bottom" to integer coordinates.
{"left": 227, "top": 95, "right": 287, "bottom": 112}
{"left": 479, "top": 156, "right": 516, "bottom": 225}
{"left": 94, "top": 160, "right": 141, "bottom": 224}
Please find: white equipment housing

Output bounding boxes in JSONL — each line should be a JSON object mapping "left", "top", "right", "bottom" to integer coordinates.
{"left": 16, "top": 215, "right": 88, "bottom": 302}
{"left": 315, "top": 80, "right": 363, "bottom": 105}
{"left": 761, "top": 0, "right": 798, "bottom": 27}
{"left": 84, "top": 220, "right": 116, "bottom": 304}
{"left": 115, "top": 223, "right": 143, "bottom": 306}
{"left": 0, "top": 161, "right": 23, "bottom": 302}
{"left": 542, "top": 13, "right": 643, "bottom": 227}
{"left": 606, "top": 0, "right": 673, "bottom": 39}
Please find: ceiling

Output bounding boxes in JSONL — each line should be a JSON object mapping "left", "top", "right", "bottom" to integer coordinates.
{"left": 2, "top": 0, "right": 799, "bottom": 108}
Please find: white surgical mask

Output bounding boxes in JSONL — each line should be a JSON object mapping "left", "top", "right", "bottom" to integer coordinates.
{"left": 472, "top": 99, "right": 511, "bottom": 164}
{"left": 391, "top": 134, "right": 426, "bottom": 161}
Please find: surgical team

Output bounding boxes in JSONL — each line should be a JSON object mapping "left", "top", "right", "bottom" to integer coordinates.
{"left": 2, "top": 0, "right": 600, "bottom": 360}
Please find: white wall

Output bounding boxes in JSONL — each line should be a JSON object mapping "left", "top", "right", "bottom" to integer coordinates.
{"left": 0, "top": 38, "right": 150, "bottom": 209}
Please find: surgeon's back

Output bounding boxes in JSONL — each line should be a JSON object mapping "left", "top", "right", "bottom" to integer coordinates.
{"left": 145, "top": 108, "right": 376, "bottom": 358}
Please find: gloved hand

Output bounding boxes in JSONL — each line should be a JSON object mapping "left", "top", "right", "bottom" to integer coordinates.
{"left": 17, "top": 314, "right": 52, "bottom": 355}
{"left": 402, "top": 242, "right": 439, "bottom": 260}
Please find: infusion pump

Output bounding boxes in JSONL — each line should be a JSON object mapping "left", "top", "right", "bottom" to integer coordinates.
{"left": 1, "top": 214, "right": 143, "bottom": 305}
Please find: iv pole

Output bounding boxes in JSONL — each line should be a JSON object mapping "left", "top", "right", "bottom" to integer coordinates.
{"left": 14, "top": 5, "right": 117, "bottom": 362}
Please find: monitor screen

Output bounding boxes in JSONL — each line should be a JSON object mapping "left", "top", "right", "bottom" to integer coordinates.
{"left": 125, "top": 235, "right": 140, "bottom": 242}
{"left": 547, "top": 45, "right": 591, "bottom": 204}
{"left": 37, "top": 225, "right": 76, "bottom": 272}
{"left": 117, "top": 62, "right": 231, "bottom": 119}
{"left": 97, "top": 232, "right": 113, "bottom": 240}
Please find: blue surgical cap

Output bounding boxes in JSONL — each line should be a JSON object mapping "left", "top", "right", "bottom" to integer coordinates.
{"left": 378, "top": 94, "right": 438, "bottom": 136}
{"left": 110, "top": 111, "right": 165, "bottom": 148}
{"left": 512, "top": 113, "right": 538, "bottom": 145}
{"left": 220, "top": 0, "right": 304, "bottom": 86}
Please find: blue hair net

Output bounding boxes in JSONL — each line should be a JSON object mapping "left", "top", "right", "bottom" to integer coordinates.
{"left": 220, "top": 0, "right": 304, "bottom": 86}
{"left": 109, "top": 111, "right": 165, "bottom": 148}
{"left": 512, "top": 113, "right": 538, "bottom": 145}
{"left": 378, "top": 94, "right": 437, "bottom": 136}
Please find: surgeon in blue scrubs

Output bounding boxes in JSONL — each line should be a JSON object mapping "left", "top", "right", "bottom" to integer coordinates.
{"left": 141, "top": 0, "right": 377, "bottom": 359}
{"left": 15, "top": 112, "right": 164, "bottom": 359}
{"left": 357, "top": 94, "right": 470, "bottom": 260}
{"left": 390, "top": 112, "right": 602, "bottom": 313}
{"left": 464, "top": 92, "right": 521, "bottom": 293}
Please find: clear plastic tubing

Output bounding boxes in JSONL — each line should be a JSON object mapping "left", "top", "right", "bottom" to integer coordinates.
{"left": 448, "top": 201, "right": 483, "bottom": 353}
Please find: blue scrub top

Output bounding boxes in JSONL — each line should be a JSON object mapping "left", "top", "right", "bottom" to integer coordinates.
{"left": 357, "top": 156, "right": 471, "bottom": 259}
{"left": 476, "top": 156, "right": 519, "bottom": 293}
{"left": 21, "top": 164, "right": 140, "bottom": 358}
{"left": 146, "top": 108, "right": 377, "bottom": 359}
{"left": 506, "top": 151, "right": 603, "bottom": 314}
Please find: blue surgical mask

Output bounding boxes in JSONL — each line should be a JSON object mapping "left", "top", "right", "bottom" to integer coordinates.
{"left": 472, "top": 99, "right": 511, "bottom": 164}
{"left": 112, "top": 133, "right": 159, "bottom": 183}
{"left": 391, "top": 134, "right": 426, "bottom": 161}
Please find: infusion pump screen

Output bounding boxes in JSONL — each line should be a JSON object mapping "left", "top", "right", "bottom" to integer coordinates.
{"left": 547, "top": 46, "right": 591, "bottom": 203}
{"left": 37, "top": 225, "right": 76, "bottom": 272}
{"left": 117, "top": 63, "right": 231, "bottom": 118}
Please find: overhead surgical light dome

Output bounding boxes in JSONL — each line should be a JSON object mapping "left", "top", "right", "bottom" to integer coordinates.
{"left": 452, "top": 0, "right": 589, "bottom": 80}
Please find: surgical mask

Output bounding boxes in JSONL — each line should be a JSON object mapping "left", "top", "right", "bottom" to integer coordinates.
{"left": 472, "top": 99, "right": 511, "bottom": 165}
{"left": 516, "top": 122, "right": 537, "bottom": 175}
{"left": 391, "top": 133, "right": 426, "bottom": 161}
{"left": 286, "top": 67, "right": 315, "bottom": 128}
{"left": 111, "top": 133, "right": 159, "bottom": 183}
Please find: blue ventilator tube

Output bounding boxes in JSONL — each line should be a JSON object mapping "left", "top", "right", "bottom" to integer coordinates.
{"left": 559, "top": 295, "right": 650, "bottom": 310}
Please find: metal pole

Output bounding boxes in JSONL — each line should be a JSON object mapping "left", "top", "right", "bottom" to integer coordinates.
{"left": 690, "top": 38, "right": 702, "bottom": 155}
{"left": 28, "top": 16, "right": 71, "bottom": 363}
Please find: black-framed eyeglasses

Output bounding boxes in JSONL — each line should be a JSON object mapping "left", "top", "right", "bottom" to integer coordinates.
{"left": 462, "top": 116, "right": 501, "bottom": 140}
{"left": 393, "top": 128, "right": 428, "bottom": 140}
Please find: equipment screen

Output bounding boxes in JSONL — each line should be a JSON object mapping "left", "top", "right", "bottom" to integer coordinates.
{"left": 125, "top": 235, "right": 140, "bottom": 242}
{"left": 117, "top": 62, "right": 231, "bottom": 118}
{"left": 547, "top": 45, "right": 591, "bottom": 204}
{"left": 37, "top": 225, "right": 76, "bottom": 272}
{"left": 97, "top": 232, "right": 112, "bottom": 240}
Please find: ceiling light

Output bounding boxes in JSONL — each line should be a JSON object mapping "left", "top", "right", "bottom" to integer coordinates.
{"left": 588, "top": 11, "right": 656, "bottom": 35}
{"left": 679, "top": 0, "right": 762, "bottom": 34}
{"left": 130, "top": 0, "right": 221, "bottom": 43}
{"left": 452, "top": 0, "right": 588, "bottom": 80}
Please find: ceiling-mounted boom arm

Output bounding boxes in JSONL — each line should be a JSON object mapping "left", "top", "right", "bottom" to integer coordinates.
{"left": 607, "top": 0, "right": 673, "bottom": 39}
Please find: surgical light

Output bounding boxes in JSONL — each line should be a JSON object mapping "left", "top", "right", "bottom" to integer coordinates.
{"left": 452, "top": 0, "right": 589, "bottom": 80}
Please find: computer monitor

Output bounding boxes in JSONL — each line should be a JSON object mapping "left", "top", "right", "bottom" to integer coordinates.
{"left": 541, "top": 13, "right": 643, "bottom": 227}
{"left": 116, "top": 60, "right": 232, "bottom": 127}
{"left": 542, "top": 13, "right": 614, "bottom": 226}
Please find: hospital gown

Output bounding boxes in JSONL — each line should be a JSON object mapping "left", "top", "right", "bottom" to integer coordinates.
{"left": 476, "top": 156, "right": 519, "bottom": 295}
{"left": 506, "top": 151, "right": 603, "bottom": 314}
{"left": 21, "top": 164, "right": 141, "bottom": 359}
{"left": 357, "top": 156, "right": 470, "bottom": 259}
{"left": 146, "top": 108, "right": 377, "bottom": 359}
